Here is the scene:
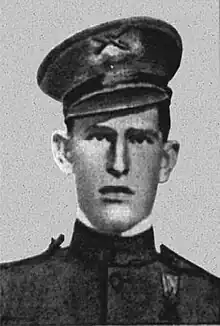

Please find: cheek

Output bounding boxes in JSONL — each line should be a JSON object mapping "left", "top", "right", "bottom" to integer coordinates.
{"left": 129, "top": 146, "right": 162, "bottom": 198}
{"left": 74, "top": 141, "right": 109, "bottom": 200}
{"left": 74, "top": 140, "right": 108, "bottom": 174}
{"left": 130, "top": 145, "right": 161, "bottom": 176}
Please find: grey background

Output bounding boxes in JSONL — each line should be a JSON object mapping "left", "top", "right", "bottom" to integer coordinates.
{"left": 1, "top": 0, "right": 219, "bottom": 276}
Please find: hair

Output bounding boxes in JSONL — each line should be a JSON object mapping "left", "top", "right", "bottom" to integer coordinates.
{"left": 65, "top": 101, "right": 171, "bottom": 142}
{"left": 157, "top": 101, "right": 171, "bottom": 142}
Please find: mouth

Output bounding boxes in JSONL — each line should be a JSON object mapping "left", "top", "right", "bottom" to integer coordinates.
{"left": 99, "top": 185, "right": 134, "bottom": 203}
{"left": 101, "top": 197, "right": 125, "bottom": 204}
{"left": 99, "top": 185, "right": 135, "bottom": 196}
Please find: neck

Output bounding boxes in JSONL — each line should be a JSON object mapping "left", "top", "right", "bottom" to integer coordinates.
{"left": 76, "top": 207, "right": 154, "bottom": 237}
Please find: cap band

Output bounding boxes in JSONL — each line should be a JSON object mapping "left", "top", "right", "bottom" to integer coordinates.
{"left": 63, "top": 71, "right": 169, "bottom": 104}
{"left": 64, "top": 84, "right": 172, "bottom": 121}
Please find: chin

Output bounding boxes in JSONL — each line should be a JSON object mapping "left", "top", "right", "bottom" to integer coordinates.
{"left": 96, "top": 221, "right": 133, "bottom": 235}
{"left": 92, "top": 204, "right": 139, "bottom": 235}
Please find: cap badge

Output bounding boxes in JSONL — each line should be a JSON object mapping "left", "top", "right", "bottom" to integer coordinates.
{"left": 88, "top": 28, "right": 143, "bottom": 65}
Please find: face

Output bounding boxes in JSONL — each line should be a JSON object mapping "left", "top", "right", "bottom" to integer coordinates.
{"left": 64, "top": 107, "right": 167, "bottom": 234}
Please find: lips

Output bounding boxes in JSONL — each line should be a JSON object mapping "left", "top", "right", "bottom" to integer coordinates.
{"left": 99, "top": 185, "right": 135, "bottom": 195}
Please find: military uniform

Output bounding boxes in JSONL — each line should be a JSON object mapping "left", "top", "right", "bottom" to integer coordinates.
{"left": 1, "top": 17, "right": 220, "bottom": 325}
{"left": 1, "top": 220, "right": 220, "bottom": 325}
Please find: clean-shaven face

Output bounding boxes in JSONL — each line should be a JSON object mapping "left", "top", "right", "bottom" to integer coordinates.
{"left": 69, "top": 107, "right": 164, "bottom": 234}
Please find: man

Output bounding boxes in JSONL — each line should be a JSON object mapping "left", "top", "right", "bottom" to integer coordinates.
{"left": 0, "top": 16, "right": 219, "bottom": 325}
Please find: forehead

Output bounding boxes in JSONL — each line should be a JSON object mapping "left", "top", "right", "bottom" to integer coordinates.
{"left": 73, "top": 106, "right": 159, "bottom": 133}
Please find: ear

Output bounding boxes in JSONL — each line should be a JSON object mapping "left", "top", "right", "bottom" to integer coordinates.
{"left": 159, "top": 140, "right": 180, "bottom": 183}
{"left": 51, "top": 130, "right": 75, "bottom": 175}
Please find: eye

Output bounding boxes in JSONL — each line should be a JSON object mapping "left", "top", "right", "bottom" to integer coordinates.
{"left": 145, "top": 136, "right": 155, "bottom": 144}
{"left": 129, "top": 133, "right": 155, "bottom": 145}
{"left": 129, "top": 134, "right": 144, "bottom": 144}
{"left": 86, "top": 132, "right": 112, "bottom": 142}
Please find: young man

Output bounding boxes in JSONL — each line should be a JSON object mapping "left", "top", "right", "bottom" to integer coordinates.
{"left": 1, "top": 17, "right": 219, "bottom": 325}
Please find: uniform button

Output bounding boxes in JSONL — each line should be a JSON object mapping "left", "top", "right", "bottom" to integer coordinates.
{"left": 109, "top": 271, "right": 124, "bottom": 293}
{"left": 137, "top": 237, "right": 144, "bottom": 245}
{"left": 109, "top": 247, "right": 116, "bottom": 261}
{"left": 99, "top": 247, "right": 116, "bottom": 262}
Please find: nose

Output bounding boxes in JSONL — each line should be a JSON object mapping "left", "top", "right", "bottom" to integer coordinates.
{"left": 106, "top": 138, "right": 130, "bottom": 178}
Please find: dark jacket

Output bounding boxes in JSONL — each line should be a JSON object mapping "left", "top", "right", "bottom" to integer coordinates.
{"left": 1, "top": 219, "right": 220, "bottom": 325}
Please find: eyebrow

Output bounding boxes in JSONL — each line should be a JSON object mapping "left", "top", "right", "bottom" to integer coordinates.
{"left": 125, "top": 127, "right": 160, "bottom": 140}
{"left": 85, "top": 125, "right": 160, "bottom": 140}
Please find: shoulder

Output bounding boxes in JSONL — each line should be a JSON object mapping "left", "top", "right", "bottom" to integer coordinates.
{"left": 159, "top": 244, "right": 220, "bottom": 279}
{"left": 0, "top": 235, "right": 72, "bottom": 321}
{"left": 158, "top": 245, "right": 220, "bottom": 322}
{"left": 159, "top": 244, "right": 220, "bottom": 298}
{"left": 0, "top": 234, "right": 68, "bottom": 280}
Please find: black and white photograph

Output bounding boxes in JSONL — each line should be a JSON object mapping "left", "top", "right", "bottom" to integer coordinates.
{"left": 1, "top": 0, "right": 219, "bottom": 324}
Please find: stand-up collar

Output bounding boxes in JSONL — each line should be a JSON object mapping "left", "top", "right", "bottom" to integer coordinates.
{"left": 67, "top": 219, "right": 159, "bottom": 266}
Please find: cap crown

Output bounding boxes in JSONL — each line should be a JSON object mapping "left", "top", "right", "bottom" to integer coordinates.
{"left": 37, "top": 17, "right": 182, "bottom": 119}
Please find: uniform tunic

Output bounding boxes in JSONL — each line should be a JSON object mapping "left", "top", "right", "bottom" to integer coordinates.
{"left": 1, "top": 219, "right": 220, "bottom": 325}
